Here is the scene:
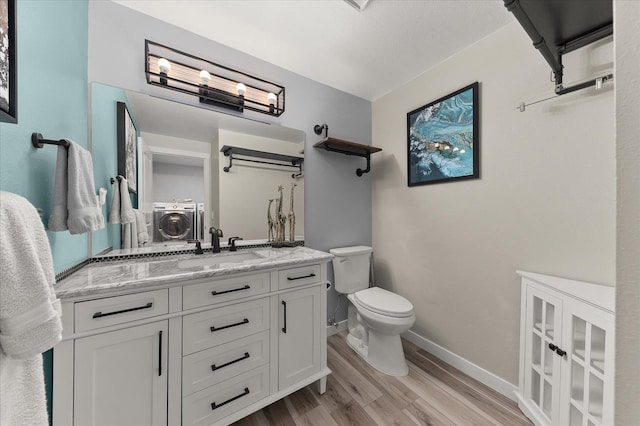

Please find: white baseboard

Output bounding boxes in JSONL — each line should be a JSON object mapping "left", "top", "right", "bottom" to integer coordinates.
{"left": 402, "top": 329, "right": 518, "bottom": 402}
{"left": 327, "top": 319, "right": 348, "bottom": 336}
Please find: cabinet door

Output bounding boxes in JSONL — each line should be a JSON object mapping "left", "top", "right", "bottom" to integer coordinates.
{"left": 278, "top": 285, "right": 321, "bottom": 389}
{"left": 524, "top": 286, "right": 563, "bottom": 424}
{"left": 74, "top": 321, "right": 168, "bottom": 426}
{"left": 560, "top": 301, "right": 614, "bottom": 426}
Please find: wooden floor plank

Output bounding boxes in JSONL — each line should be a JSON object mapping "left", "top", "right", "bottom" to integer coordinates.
{"left": 363, "top": 395, "right": 419, "bottom": 426}
{"left": 327, "top": 344, "right": 383, "bottom": 406}
{"left": 283, "top": 386, "right": 319, "bottom": 419}
{"left": 330, "top": 400, "right": 377, "bottom": 425}
{"left": 230, "top": 333, "right": 531, "bottom": 426}
{"left": 310, "top": 374, "right": 354, "bottom": 414}
{"left": 405, "top": 350, "right": 531, "bottom": 426}
{"left": 294, "top": 405, "right": 339, "bottom": 426}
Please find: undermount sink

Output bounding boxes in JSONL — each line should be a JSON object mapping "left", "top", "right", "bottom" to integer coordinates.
{"left": 177, "top": 251, "right": 263, "bottom": 269}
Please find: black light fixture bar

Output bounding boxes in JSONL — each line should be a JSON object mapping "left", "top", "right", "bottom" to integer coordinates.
{"left": 145, "top": 40, "right": 285, "bottom": 117}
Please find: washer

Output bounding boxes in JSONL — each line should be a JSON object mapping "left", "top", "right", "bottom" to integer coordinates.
{"left": 153, "top": 202, "right": 195, "bottom": 242}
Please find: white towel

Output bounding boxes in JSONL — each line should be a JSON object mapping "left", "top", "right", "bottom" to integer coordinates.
{"left": 135, "top": 209, "right": 149, "bottom": 246}
{"left": 0, "top": 191, "right": 63, "bottom": 426}
{"left": 122, "top": 217, "right": 138, "bottom": 249}
{"left": 108, "top": 176, "right": 135, "bottom": 225}
{"left": 48, "top": 141, "right": 105, "bottom": 234}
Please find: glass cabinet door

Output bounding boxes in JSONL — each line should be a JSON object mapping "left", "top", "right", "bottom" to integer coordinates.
{"left": 561, "top": 302, "right": 615, "bottom": 426}
{"left": 525, "top": 287, "right": 563, "bottom": 424}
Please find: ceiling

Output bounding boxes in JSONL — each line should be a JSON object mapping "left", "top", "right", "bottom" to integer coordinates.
{"left": 113, "top": 0, "right": 514, "bottom": 101}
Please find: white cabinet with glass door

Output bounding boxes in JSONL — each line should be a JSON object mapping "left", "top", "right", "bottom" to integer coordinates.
{"left": 516, "top": 271, "right": 614, "bottom": 426}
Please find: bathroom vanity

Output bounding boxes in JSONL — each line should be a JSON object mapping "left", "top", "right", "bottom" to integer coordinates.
{"left": 52, "top": 247, "right": 331, "bottom": 426}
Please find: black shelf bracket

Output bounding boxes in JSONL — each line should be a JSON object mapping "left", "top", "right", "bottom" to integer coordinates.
{"left": 221, "top": 145, "right": 304, "bottom": 179}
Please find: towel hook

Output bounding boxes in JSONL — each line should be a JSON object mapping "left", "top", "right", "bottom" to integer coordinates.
{"left": 31, "top": 133, "right": 70, "bottom": 149}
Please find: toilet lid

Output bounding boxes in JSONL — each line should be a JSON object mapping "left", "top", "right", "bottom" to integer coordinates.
{"left": 354, "top": 287, "right": 414, "bottom": 318}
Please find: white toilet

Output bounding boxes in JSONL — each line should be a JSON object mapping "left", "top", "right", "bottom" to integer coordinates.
{"left": 330, "top": 246, "right": 415, "bottom": 376}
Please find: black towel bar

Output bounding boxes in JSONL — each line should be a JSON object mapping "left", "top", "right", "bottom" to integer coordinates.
{"left": 31, "top": 132, "right": 70, "bottom": 149}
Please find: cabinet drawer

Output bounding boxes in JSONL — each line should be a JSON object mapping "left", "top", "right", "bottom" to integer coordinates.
{"left": 182, "top": 298, "right": 269, "bottom": 355}
{"left": 278, "top": 264, "right": 321, "bottom": 290}
{"left": 183, "top": 330, "right": 269, "bottom": 395}
{"left": 182, "top": 365, "right": 269, "bottom": 426}
{"left": 183, "top": 273, "right": 269, "bottom": 310}
{"left": 75, "top": 289, "right": 169, "bottom": 332}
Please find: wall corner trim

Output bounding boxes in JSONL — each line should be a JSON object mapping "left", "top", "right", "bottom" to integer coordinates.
{"left": 402, "top": 329, "right": 518, "bottom": 402}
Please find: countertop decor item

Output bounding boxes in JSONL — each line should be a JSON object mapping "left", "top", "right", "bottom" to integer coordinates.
{"left": 407, "top": 82, "right": 479, "bottom": 187}
{"left": 145, "top": 40, "right": 285, "bottom": 117}
{"left": 288, "top": 182, "right": 296, "bottom": 242}
{"left": 266, "top": 199, "right": 275, "bottom": 242}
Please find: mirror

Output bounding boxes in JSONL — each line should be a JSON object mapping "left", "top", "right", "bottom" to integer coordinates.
{"left": 91, "top": 82, "right": 305, "bottom": 252}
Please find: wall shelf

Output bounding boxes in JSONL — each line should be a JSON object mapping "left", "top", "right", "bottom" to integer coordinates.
{"left": 220, "top": 145, "right": 304, "bottom": 178}
{"left": 312, "top": 126, "right": 382, "bottom": 177}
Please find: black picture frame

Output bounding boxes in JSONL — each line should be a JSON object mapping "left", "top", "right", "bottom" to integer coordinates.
{"left": 407, "top": 82, "right": 479, "bottom": 187}
{"left": 117, "top": 102, "right": 137, "bottom": 194}
{"left": 0, "top": 0, "right": 17, "bottom": 123}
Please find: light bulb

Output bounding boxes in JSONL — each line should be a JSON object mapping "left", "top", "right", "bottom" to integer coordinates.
{"left": 236, "top": 83, "right": 246, "bottom": 96}
{"left": 200, "top": 70, "right": 211, "bottom": 85}
{"left": 267, "top": 92, "right": 277, "bottom": 105}
{"left": 157, "top": 58, "right": 171, "bottom": 74}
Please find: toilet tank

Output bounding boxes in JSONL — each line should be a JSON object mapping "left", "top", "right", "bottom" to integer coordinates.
{"left": 329, "top": 246, "right": 372, "bottom": 294}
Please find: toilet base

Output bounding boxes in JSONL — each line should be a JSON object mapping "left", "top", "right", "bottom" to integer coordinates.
{"left": 346, "top": 331, "right": 409, "bottom": 377}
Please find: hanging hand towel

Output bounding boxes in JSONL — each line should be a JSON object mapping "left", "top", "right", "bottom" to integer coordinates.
{"left": 48, "top": 141, "right": 105, "bottom": 234}
{"left": 0, "top": 191, "right": 63, "bottom": 426}
{"left": 108, "top": 176, "right": 135, "bottom": 225}
{"left": 134, "top": 209, "right": 149, "bottom": 246}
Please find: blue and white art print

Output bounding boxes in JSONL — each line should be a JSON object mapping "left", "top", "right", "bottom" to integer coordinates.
{"left": 407, "top": 82, "right": 479, "bottom": 186}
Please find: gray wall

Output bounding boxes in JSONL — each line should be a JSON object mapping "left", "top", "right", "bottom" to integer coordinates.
{"left": 88, "top": 1, "right": 372, "bottom": 322}
{"left": 614, "top": 2, "right": 640, "bottom": 424}
{"left": 152, "top": 162, "right": 205, "bottom": 204}
{"left": 372, "top": 22, "right": 614, "bottom": 384}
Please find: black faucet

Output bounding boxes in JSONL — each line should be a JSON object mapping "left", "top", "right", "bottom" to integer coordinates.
{"left": 209, "top": 227, "right": 223, "bottom": 253}
{"left": 228, "top": 237, "right": 243, "bottom": 252}
{"left": 188, "top": 240, "right": 204, "bottom": 255}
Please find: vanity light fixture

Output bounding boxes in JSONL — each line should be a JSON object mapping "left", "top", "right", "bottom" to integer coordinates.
{"left": 145, "top": 40, "right": 285, "bottom": 117}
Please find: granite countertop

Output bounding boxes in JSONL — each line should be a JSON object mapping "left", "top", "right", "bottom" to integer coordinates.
{"left": 55, "top": 246, "right": 332, "bottom": 299}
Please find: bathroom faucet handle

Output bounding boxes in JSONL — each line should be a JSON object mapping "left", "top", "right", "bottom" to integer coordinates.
{"left": 187, "top": 240, "right": 204, "bottom": 255}
{"left": 228, "top": 237, "right": 243, "bottom": 251}
{"left": 209, "top": 226, "right": 223, "bottom": 237}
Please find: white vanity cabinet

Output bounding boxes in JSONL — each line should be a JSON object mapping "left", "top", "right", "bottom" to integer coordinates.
{"left": 74, "top": 321, "right": 168, "bottom": 426}
{"left": 53, "top": 257, "right": 330, "bottom": 426}
{"left": 517, "top": 271, "right": 615, "bottom": 426}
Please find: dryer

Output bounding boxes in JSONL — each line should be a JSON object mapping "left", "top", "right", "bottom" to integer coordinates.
{"left": 153, "top": 202, "right": 196, "bottom": 242}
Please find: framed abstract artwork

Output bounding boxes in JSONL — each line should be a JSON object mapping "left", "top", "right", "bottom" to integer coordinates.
{"left": 407, "top": 82, "right": 479, "bottom": 186}
{"left": 117, "top": 102, "right": 138, "bottom": 193}
{"left": 0, "top": 0, "right": 17, "bottom": 123}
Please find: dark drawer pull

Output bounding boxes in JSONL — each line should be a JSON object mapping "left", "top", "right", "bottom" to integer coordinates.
{"left": 287, "top": 273, "right": 316, "bottom": 281}
{"left": 210, "top": 318, "right": 249, "bottom": 333}
{"left": 282, "top": 300, "right": 287, "bottom": 334}
{"left": 211, "top": 387, "right": 250, "bottom": 410}
{"left": 212, "top": 285, "right": 250, "bottom": 296}
{"left": 211, "top": 352, "right": 250, "bottom": 371}
{"left": 92, "top": 302, "right": 153, "bottom": 319}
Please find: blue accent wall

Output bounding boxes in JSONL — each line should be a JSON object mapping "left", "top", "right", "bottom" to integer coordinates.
{"left": 0, "top": 2, "right": 89, "bottom": 424}
{"left": 91, "top": 83, "right": 138, "bottom": 254}
{"left": 0, "top": 0, "right": 89, "bottom": 272}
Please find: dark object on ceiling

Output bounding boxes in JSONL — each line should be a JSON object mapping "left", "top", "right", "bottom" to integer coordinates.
{"left": 504, "top": 0, "right": 612, "bottom": 95}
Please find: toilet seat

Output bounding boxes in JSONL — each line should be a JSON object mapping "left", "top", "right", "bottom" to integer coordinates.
{"left": 354, "top": 287, "right": 414, "bottom": 318}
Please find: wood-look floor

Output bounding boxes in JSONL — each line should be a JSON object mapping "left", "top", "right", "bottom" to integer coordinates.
{"left": 232, "top": 332, "right": 532, "bottom": 426}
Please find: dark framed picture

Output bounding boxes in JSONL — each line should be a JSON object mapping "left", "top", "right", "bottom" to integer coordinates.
{"left": 117, "top": 102, "right": 137, "bottom": 193}
{"left": 0, "top": 0, "right": 17, "bottom": 123}
{"left": 407, "top": 82, "right": 479, "bottom": 186}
